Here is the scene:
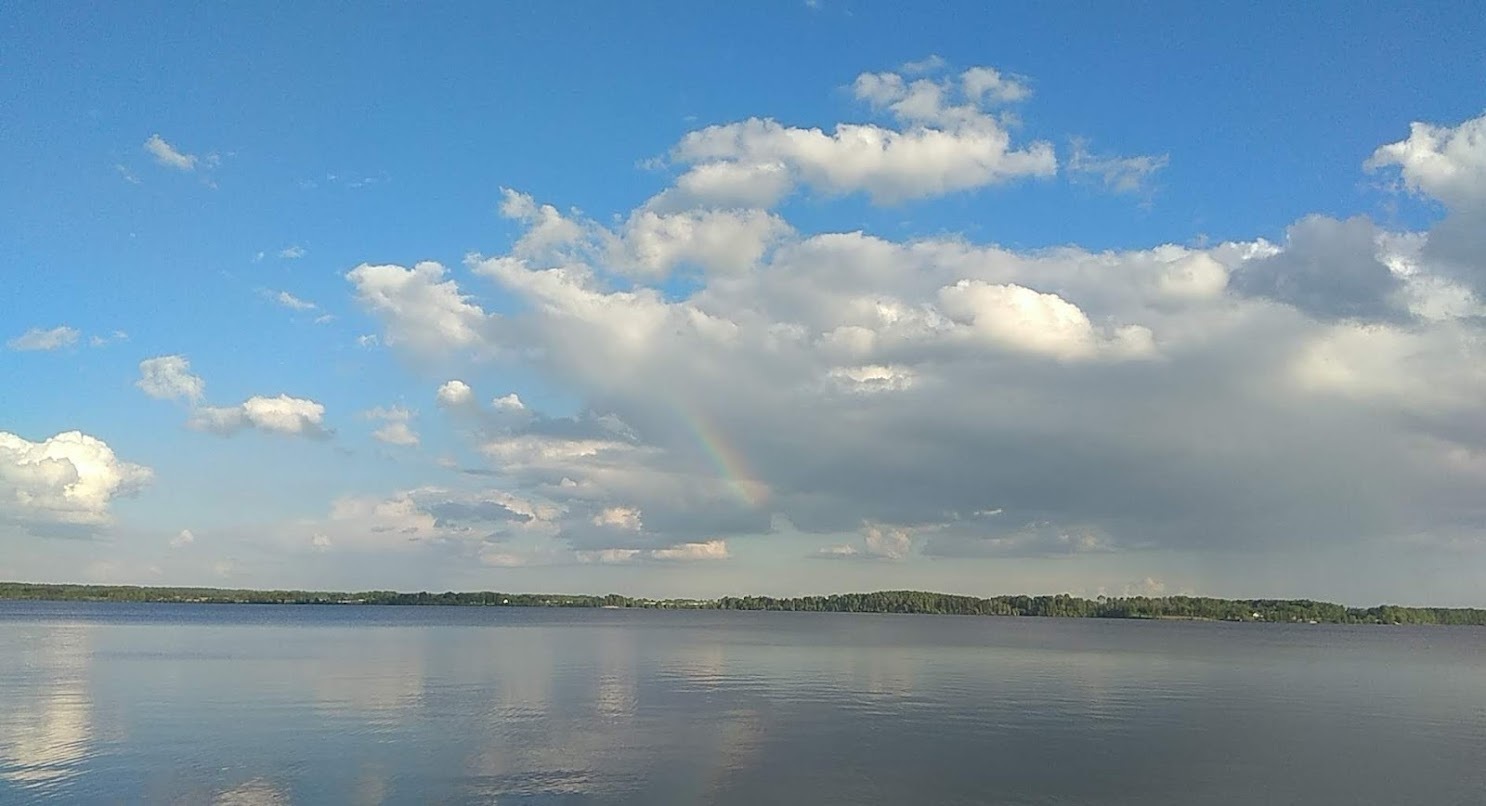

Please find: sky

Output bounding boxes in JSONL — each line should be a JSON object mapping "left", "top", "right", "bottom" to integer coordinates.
{"left": 3, "top": 2, "right": 1486, "bottom": 604}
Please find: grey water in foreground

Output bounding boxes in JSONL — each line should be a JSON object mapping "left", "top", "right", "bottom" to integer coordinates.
{"left": 1, "top": 602, "right": 1483, "bottom": 805}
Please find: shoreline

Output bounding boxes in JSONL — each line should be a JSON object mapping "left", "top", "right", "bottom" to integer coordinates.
{"left": 3, "top": 582, "right": 1482, "bottom": 626}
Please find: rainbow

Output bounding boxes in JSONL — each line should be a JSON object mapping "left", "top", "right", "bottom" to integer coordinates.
{"left": 673, "top": 403, "right": 769, "bottom": 507}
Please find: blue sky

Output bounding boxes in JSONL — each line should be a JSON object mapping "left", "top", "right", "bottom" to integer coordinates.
{"left": 3, "top": 2, "right": 1486, "bottom": 603}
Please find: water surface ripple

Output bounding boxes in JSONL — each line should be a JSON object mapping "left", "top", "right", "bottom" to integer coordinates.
{"left": 1, "top": 602, "right": 1483, "bottom": 804}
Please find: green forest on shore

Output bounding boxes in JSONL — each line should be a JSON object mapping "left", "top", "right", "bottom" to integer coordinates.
{"left": 3, "top": 582, "right": 1484, "bottom": 625}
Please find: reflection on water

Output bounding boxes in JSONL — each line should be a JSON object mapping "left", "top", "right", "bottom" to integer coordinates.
{"left": 0, "top": 623, "right": 93, "bottom": 788}
{"left": 213, "top": 778, "right": 291, "bottom": 806}
{"left": 2, "top": 602, "right": 1485, "bottom": 804}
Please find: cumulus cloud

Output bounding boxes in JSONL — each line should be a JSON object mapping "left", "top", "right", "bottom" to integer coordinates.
{"left": 817, "top": 522, "right": 912, "bottom": 560}
{"left": 346, "top": 262, "right": 498, "bottom": 354}
{"left": 329, "top": 73, "right": 1486, "bottom": 576}
{"left": 436, "top": 380, "right": 473, "bottom": 407}
{"left": 189, "top": 395, "right": 330, "bottom": 439}
{"left": 619, "top": 208, "right": 791, "bottom": 277}
{"left": 136, "top": 355, "right": 206, "bottom": 403}
{"left": 1230, "top": 215, "right": 1405, "bottom": 320}
{"left": 139, "top": 357, "right": 330, "bottom": 440}
{"left": 662, "top": 62, "right": 1055, "bottom": 206}
{"left": 0, "top": 430, "right": 152, "bottom": 533}
{"left": 1367, "top": 113, "right": 1486, "bottom": 212}
{"left": 1367, "top": 112, "right": 1486, "bottom": 291}
{"left": 365, "top": 406, "right": 419, "bottom": 447}
{"left": 938, "top": 280, "right": 1155, "bottom": 360}
{"left": 170, "top": 529, "right": 195, "bottom": 548}
{"left": 7, "top": 326, "right": 79, "bottom": 351}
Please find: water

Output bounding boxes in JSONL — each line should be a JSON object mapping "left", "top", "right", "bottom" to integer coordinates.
{"left": 1, "top": 602, "right": 1483, "bottom": 805}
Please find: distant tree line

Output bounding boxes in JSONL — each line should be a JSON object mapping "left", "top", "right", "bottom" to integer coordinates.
{"left": 712, "top": 591, "right": 1486, "bottom": 625}
{"left": 2, "top": 583, "right": 1482, "bottom": 625}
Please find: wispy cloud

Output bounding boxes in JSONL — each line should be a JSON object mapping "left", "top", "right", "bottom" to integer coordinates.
{"left": 115, "top": 164, "right": 140, "bottom": 184}
{"left": 7, "top": 325, "right": 80, "bottom": 351}
{"left": 89, "top": 330, "right": 129, "bottom": 347}
{"left": 1066, "top": 138, "right": 1169, "bottom": 196}
{"left": 900, "top": 54, "right": 947, "bottom": 75}
{"left": 279, "top": 245, "right": 306, "bottom": 259}
{"left": 298, "top": 171, "right": 389, "bottom": 191}
{"left": 144, "top": 134, "right": 200, "bottom": 171}
{"left": 268, "top": 290, "right": 318, "bottom": 311}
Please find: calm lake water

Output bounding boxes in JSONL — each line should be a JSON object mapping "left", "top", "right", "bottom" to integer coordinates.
{"left": 1, "top": 602, "right": 1483, "bottom": 805}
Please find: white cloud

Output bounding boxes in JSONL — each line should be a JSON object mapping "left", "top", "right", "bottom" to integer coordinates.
{"left": 938, "top": 281, "right": 1153, "bottom": 360}
{"left": 170, "top": 529, "right": 195, "bottom": 548}
{"left": 189, "top": 395, "right": 329, "bottom": 439}
{"left": 650, "top": 161, "right": 796, "bottom": 211}
{"left": 577, "top": 540, "right": 729, "bottom": 563}
{"left": 863, "top": 522, "right": 912, "bottom": 559}
{"left": 0, "top": 430, "right": 152, "bottom": 531}
{"left": 1366, "top": 113, "right": 1486, "bottom": 211}
{"left": 144, "top": 134, "right": 198, "bottom": 171}
{"left": 270, "top": 290, "right": 317, "bottom": 311}
{"left": 139, "top": 358, "right": 328, "bottom": 441}
{"left": 341, "top": 81, "right": 1486, "bottom": 578}
{"left": 675, "top": 118, "right": 1055, "bottom": 206}
{"left": 619, "top": 209, "right": 791, "bottom": 277}
{"left": 346, "top": 262, "right": 497, "bottom": 354}
{"left": 279, "top": 245, "right": 307, "bottom": 259}
{"left": 311, "top": 533, "right": 332, "bottom": 552}
{"left": 435, "top": 380, "right": 473, "bottom": 407}
{"left": 499, "top": 189, "right": 587, "bottom": 259}
{"left": 960, "top": 66, "right": 1032, "bottom": 104}
{"left": 365, "top": 406, "right": 419, "bottom": 447}
{"left": 136, "top": 355, "right": 205, "bottom": 403}
{"left": 649, "top": 540, "right": 730, "bottom": 561}
{"left": 668, "top": 64, "right": 1055, "bottom": 205}
{"left": 493, "top": 393, "right": 526, "bottom": 412}
{"left": 592, "top": 506, "right": 642, "bottom": 531}
{"left": 7, "top": 326, "right": 79, "bottom": 352}
{"left": 372, "top": 423, "right": 419, "bottom": 446}
{"left": 1367, "top": 113, "right": 1486, "bottom": 293}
